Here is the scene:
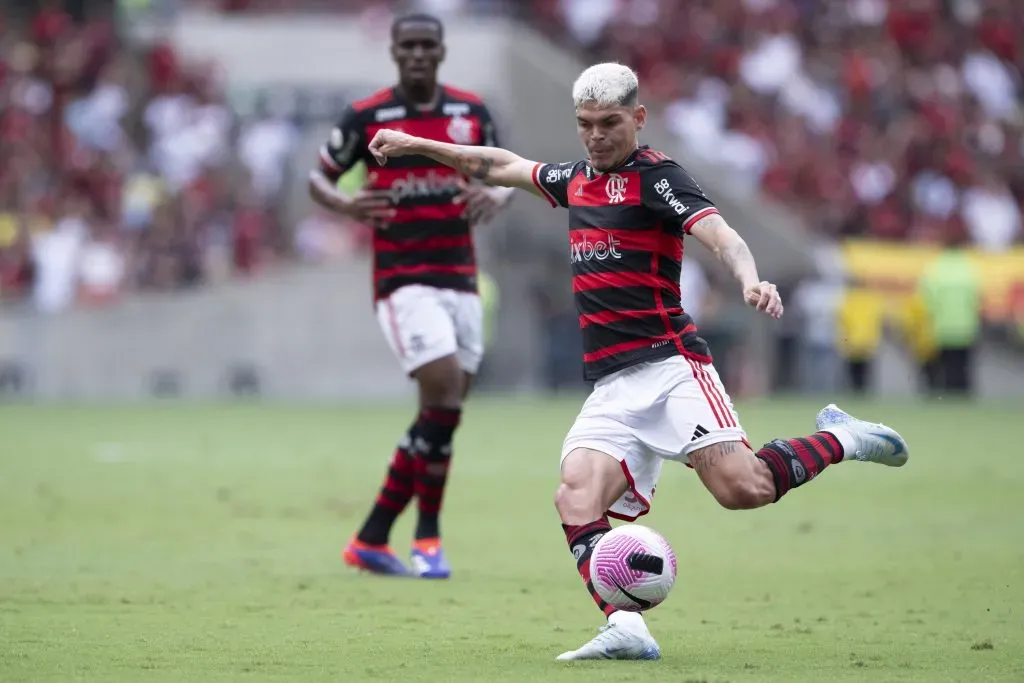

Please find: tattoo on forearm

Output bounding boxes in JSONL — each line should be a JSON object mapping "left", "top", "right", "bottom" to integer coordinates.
{"left": 455, "top": 152, "right": 493, "bottom": 181}
{"left": 721, "top": 240, "right": 755, "bottom": 274}
{"left": 452, "top": 150, "right": 491, "bottom": 180}
{"left": 691, "top": 213, "right": 757, "bottom": 281}
{"left": 690, "top": 213, "right": 725, "bottom": 234}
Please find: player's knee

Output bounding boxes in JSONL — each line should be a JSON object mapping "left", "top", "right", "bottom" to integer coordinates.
{"left": 422, "top": 384, "right": 463, "bottom": 408}
{"left": 415, "top": 357, "right": 464, "bottom": 407}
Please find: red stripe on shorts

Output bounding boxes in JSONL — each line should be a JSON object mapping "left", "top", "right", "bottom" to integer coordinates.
{"left": 385, "top": 298, "right": 406, "bottom": 359}
{"left": 696, "top": 361, "right": 735, "bottom": 427}
{"left": 687, "top": 357, "right": 726, "bottom": 429}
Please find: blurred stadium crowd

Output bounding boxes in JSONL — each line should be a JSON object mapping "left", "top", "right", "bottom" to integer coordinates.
{"left": 540, "top": 0, "right": 1024, "bottom": 248}
{"left": 1, "top": 0, "right": 1021, "bottom": 391}
{"left": 0, "top": 2, "right": 301, "bottom": 311}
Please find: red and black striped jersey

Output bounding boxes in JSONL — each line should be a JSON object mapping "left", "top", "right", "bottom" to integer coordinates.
{"left": 532, "top": 146, "right": 719, "bottom": 381}
{"left": 318, "top": 85, "right": 499, "bottom": 300}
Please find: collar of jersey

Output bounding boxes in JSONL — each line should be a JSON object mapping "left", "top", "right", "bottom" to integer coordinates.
{"left": 588, "top": 145, "right": 650, "bottom": 176}
{"left": 391, "top": 85, "right": 445, "bottom": 116}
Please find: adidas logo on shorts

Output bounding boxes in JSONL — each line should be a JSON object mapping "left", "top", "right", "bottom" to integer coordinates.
{"left": 691, "top": 424, "right": 709, "bottom": 442}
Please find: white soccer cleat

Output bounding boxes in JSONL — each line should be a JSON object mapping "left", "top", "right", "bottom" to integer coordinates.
{"left": 556, "top": 611, "right": 661, "bottom": 661}
{"left": 816, "top": 403, "right": 909, "bottom": 467}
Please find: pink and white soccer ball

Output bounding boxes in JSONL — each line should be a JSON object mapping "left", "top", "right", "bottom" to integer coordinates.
{"left": 589, "top": 524, "right": 678, "bottom": 612}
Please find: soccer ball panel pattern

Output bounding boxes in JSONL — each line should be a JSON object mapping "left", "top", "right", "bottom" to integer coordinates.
{"left": 589, "top": 525, "right": 677, "bottom": 612}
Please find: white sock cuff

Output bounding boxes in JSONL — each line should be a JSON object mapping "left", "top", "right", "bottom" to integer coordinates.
{"left": 819, "top": 425, "right": 856, "bottom": 459}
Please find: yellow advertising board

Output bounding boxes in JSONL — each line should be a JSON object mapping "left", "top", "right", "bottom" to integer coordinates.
{"left": 840, "top": 240, "right": 1024, "bottom": 323}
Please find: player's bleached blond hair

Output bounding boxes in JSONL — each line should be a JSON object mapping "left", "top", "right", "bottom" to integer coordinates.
{"left": 572, "top": 62, "right": 640, "bottom": 109}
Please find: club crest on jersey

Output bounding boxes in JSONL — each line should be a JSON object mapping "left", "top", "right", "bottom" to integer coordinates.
{"left": 605, "top": 173, "right": 628, "bottom": 204}
{"left": 447, "top": 115, "right": 475, "bottom": 145}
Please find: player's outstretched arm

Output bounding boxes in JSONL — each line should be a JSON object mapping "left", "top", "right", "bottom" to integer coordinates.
{"left": 369, "top": 129, "right": 544, "bottom": 199}
{"left": 308, "top": 169, "right": 396, "bottom": 227}
{"left": 689, "top": 213, "right": 783, "bottom": 319}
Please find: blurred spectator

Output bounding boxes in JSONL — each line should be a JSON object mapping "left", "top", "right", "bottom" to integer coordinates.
{"left": 791, "top": 245, "right": 844, "bottom": 394}
{"left": 919, "top": 233, "right": 983, "bottom": 395}
{"left": 77, "top": 221, "right": 126, "bottom": 306}
{"left": 899, "top": 290, "right": 939, "bottom": 393}
{"left": 238, "top": 94, "right": 299, "bottom": 203}
{"left": 30, "top": 191, "right": 89, "bottom": 313}
{"left": 836, "top": 283, "right": 884, "bottom": 395}
{"left": 961, "top": 169, "right": 1021, "bottom": 251}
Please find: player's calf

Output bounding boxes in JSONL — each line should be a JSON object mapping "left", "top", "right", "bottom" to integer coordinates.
{"left": 557, "top": 448, "right": 631, "bottom": 617}
{"left": 690, "top": 432, "right": 845, "bottom": 509}
{"left": 689, "top": 441, "right": 776, "bottom": 510}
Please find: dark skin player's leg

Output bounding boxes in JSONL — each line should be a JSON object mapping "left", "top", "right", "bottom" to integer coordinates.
{"left": 413, "top": 354, "right": 468, "bottom": 408}
{"left": 352, "top": 351, "right": 472, "bottom": 548}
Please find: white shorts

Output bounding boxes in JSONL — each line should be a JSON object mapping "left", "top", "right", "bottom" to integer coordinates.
{"left": 376, "top": 284, "right": 484, "bottom": 376}
{"left": 560, "top": 355, "right": 748, "bottom": 521}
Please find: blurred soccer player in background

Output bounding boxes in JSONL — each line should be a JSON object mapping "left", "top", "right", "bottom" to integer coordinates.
{"left": 309, "top": 13, "right": 514, "bottom": 579}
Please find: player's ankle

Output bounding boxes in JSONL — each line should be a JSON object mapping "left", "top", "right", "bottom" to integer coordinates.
{"left": 609, "top": 611, "right": 644, "bottom": 628}
{"left": 818, "top": 425, "right": 855, "bottom": 459}
{"left": 414, "top": 517, "right": 440, "bottom": 541}
{"left": 355, "top": 530, "right": 390, "bottom": 547}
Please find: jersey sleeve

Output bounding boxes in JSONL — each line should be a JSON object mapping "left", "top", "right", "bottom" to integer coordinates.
{"left": 530, "top": 161, "right": 582, "bottom": 208}
{"left": 318, "top": 105, "right": 366, "bottom": 181}
{"left": 643, "top": 162, "right": 719, "bottom": 233}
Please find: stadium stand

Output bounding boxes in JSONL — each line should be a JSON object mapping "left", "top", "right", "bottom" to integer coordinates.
{"left": 0, "top": 3, "right": 302, "bottom": 310}
{"left": 533, "top": 0, "right": 1023, "bottom": 248}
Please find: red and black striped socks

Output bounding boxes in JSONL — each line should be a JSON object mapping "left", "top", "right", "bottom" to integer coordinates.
{"left": 356, "top": 421, "right": 419, "bottom": 546}
{"left": 755, "top": 432, "right": 844, "bottom": 501}
{"left": 413, "top": 408, "right": 461, "bottom": 541}
{"left": 563, "top": 516, "right": 618, "bottom": 617}
{"left": 355, "top": 407, "right": 462, "bottom": 545}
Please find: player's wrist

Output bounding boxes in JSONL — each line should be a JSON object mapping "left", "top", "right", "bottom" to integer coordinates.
{"left": 404, "top": 137, "right": 430, "bottom": 156}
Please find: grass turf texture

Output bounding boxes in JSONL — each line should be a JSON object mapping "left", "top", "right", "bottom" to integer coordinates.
{"left": 1, "top": 397, "right": 1022, "bottom": 682}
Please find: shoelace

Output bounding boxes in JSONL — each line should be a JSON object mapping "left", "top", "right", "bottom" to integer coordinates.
{"left": 592, "top": 624, "right": 626, "bottom": 644}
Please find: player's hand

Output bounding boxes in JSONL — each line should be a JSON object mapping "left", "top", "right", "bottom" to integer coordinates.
{"left": 743, "top": 281, "right": 784, "bottom": 319}
{"left": 368, "top": 129, "right": 416, "bottom": 166}
{"left": 454, "top": 180, "right": 505, "bottom": 225}
{"left": 347, "top": 189, "right": 396, "bottom": 228}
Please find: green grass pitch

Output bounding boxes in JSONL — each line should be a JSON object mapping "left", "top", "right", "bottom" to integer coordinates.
{"left": 1, "top": 397, "right": 1023, "bottom": 682}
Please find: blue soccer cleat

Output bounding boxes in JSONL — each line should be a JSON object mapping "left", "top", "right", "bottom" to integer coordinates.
{"left": 342, "top": 538, "right": 411, "bottom": 576}
{"left": 410, "top": 538, "right": 451, "bottom": 579}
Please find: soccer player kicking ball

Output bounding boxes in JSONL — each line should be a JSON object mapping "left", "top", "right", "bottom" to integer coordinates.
{"left": 368, "top": 63, "right": 910, "bottom": 660}
{"left": 309, "top": 13, "right": 514, "bottom": 579}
